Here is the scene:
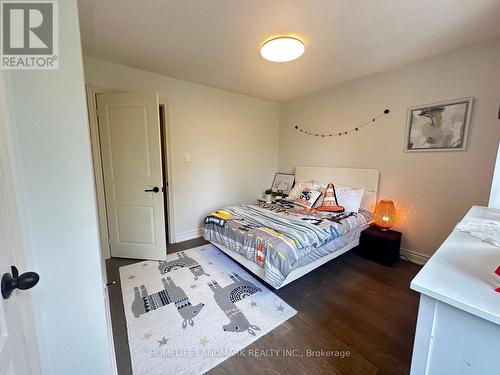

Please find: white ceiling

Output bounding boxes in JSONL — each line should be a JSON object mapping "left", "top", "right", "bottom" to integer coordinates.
{"left": 78, "top": 0, "right": 500, "bottom": 102}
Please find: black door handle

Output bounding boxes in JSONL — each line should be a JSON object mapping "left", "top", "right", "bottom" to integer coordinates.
{"left": 1, "top": 266, "right": 40, "bottom": 299}
{"left": 144, "top": 187, "right": 160, "bottom": 193}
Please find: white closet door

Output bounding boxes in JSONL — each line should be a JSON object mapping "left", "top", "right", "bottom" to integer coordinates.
{"left": 97, "top": 93, "right": 166, "bottom": 260}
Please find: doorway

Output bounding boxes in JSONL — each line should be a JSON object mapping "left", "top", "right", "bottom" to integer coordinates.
{"left": 159, "top": 104, "right": 170, "bottom": 244}
{"left": 86, "top": 87, "right": 174, "bottom": 261}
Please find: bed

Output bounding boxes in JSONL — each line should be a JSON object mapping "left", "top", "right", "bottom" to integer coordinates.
{"left": 203, "top": 166, "right": 379, "bottom": 288}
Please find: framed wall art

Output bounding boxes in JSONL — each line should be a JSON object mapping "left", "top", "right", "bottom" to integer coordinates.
{"left": 405, "top": 97, "right": 473, "bottom": 152}
{"left": 271, "top": 173, "right": 295, "bottom": 194}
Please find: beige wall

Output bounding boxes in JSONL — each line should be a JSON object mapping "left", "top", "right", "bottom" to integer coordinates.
{"left": 83, "top": 57, "right": 279, "bottom": 241}
{"left": 279, "top": 39, "right": 500, "bottom": 257}
{"left": 84, "top": 38, "right": 500, "bottom": 257}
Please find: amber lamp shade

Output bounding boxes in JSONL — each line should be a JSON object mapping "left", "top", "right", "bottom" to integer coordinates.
{"left": 373, "top": 199, "right": 397, "bottom": 230}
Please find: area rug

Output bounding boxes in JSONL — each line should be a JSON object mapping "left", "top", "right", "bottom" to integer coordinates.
{"left": 119, "top": 244, "right": 297, "bottom": 375}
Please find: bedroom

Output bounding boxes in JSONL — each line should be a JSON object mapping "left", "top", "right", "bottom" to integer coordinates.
{"left": 0, "top": 1, "right": 499, "bottom": 374}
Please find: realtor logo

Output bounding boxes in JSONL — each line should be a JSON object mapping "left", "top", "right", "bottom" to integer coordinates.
{"left": 1, "top": 0, "right": 58, "bottom": 69}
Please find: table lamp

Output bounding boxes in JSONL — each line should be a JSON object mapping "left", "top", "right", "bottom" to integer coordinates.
{"left": 373, "top": 199, "right": 397, "bottom": 230}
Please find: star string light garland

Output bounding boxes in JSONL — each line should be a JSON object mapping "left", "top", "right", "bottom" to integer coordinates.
{"left": 294, "top": 109, "right": 390, "bottom": 138}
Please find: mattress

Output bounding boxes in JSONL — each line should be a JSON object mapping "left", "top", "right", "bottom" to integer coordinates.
{"left": 290, "top": 223, "right": 368, "bottom": 270}
{"left": 203, "top": 200, "right": 371, "bottom": 288}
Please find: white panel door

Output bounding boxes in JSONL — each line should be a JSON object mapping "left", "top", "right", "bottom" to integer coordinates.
{"left": 97, "top": 93, "right": 166, "bottom": 260}
{"left": 0, "top": 96, "right": 41, "bottom": 374}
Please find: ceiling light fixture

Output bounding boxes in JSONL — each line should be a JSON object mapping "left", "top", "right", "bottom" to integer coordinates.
{"left": 260, "top": 36, "right": 305, "bottom": 62}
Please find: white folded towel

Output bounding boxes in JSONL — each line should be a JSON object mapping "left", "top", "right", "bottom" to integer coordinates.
{"left": 455, "top": 219, "right": 500, "bottom": 247}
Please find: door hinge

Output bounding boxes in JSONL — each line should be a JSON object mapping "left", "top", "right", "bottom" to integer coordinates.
{"left": 96, "top": 107, "right": 100, "bottom": 118}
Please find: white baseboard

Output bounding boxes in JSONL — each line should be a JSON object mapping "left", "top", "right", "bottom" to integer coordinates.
{"left": 400, "top": 248, "right": 430, "bottom": 265}
{"left": 174, "top": 228, "right": 203, "bottom": 243}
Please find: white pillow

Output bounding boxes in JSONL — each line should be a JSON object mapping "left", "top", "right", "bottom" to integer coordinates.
{"left": 336, "top": 186, "right": 364, "bottom": 213}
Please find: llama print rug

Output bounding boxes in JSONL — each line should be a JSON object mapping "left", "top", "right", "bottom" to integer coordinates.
{"left": 119, "top": 244, "right": 297, "bottom": 375}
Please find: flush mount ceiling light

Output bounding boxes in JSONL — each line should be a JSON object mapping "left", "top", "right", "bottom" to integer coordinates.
{"left": 260, "top": 36, "right": 305, "bottom": 62}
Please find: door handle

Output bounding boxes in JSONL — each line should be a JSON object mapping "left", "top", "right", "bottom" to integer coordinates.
{"left": 144, "top": 187, "right": 160, "bottom": 193}
{"left": 1, "top": 266, "right": 40, "bottom": 299}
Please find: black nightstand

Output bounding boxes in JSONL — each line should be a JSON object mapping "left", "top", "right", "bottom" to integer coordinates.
{"left": 356, "top": 226, "right": 402, "bottom": 266}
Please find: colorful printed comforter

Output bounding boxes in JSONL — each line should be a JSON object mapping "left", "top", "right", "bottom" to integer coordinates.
{"left": 203, "top": 200, "right": 371, "bottom": 288}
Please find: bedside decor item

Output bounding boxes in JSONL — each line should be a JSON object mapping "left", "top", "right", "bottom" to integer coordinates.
{"left": 294, "top": 109, "right": 390, "bottom": 138}
{"left": 293, "top": 189, "right": 322, "bottom": 209}
{"left": 316, "top": 183, "right": 344, "bottom": 212}
{"left": 264, "top": 189, "right": 273, "bottom": 203}
{"left": 271, "top": 173, "right": 295, "bottom": 194}
{"left": 356, "top": 227, "right": 402, "bottom": 266}
{"left": 373, "top": 199, "right": 397, "bottom": 230}
{"left": 405, "top": 97, "right": 473, "bottom": 152}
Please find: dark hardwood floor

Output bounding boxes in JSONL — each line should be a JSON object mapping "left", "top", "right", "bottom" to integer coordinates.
{"left": 106, "top": 238, "right": 421, "bottom": 375}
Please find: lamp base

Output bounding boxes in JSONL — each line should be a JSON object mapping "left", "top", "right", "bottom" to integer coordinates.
{"left": 371, "top": 224, "right": 391, "bottom": 231}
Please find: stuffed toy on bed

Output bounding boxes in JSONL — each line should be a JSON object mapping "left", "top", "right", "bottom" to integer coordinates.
{"left": 316, "top": 183, "right": 345, "bottom": 213}
{"left": 205, "top": 210, "right": 232, "bottom": 227}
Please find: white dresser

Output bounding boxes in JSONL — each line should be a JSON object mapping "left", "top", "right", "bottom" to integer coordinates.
{"left": 410, "top": 206, "right": 500, "bottom": 375}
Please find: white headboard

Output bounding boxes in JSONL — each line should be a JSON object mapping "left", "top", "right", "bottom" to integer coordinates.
{"left": 294, "top": 166, "right": 379, "bottom": 211}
